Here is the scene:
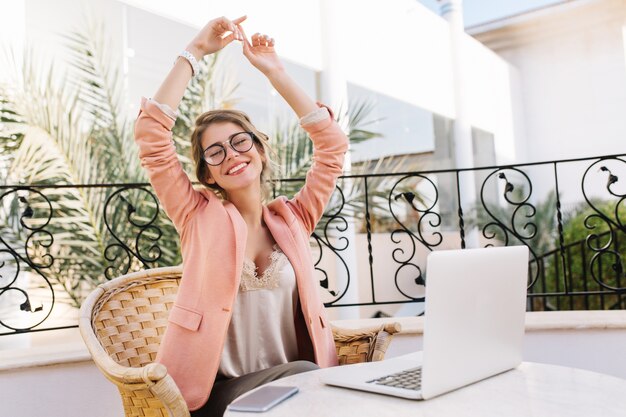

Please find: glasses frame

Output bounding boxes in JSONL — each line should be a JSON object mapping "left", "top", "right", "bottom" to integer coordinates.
{"left": 202, "top": 131, "right": 257, "bottom": 166}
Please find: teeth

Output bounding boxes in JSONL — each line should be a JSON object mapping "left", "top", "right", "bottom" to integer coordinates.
{"left": 228, "top": 163, "right": 247, "bottom": 175}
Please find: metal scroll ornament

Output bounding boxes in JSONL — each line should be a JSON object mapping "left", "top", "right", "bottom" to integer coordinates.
{"left": 480, "top": 169, "right": 539, "bottom": 287}
{"left": 103, "top": 186, "right": 164, "bottom": 279}
{"left": 388, "top": 175, "right": 442, "bottom": 300}
{"left": 313, "top": 185, "right": 351, "bottom": 306}
{"left": 0, "top": 188, "right": 54, "bottom": 332}
{"left": 581, "top": 159, "right": 626, "bottom": 291}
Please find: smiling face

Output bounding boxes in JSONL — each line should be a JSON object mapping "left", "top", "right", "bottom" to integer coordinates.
{"left": 191, "top": 109, "right": 275, "bottom": 201}
{"left": 200, "top": 121, "right": 266, "bottom": 197}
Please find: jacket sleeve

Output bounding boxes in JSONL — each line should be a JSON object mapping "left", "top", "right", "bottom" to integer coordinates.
{"left": 134, "top": 97, "right": 204, "bottom": 231}
{"left": 286, "top": 104, "right": 349, "bottom": 235}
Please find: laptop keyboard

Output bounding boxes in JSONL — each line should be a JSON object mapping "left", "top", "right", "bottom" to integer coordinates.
{"left": 366, "top": 367, "right": 423, "bottom": 391}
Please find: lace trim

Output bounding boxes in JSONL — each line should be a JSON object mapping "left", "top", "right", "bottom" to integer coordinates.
{"left": 240, "top": 246, "right": 288, "bottom": 291}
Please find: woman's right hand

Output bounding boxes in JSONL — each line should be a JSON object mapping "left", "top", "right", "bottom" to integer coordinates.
{"left": 186, "top": 16, "right": 246, "bottom": 59}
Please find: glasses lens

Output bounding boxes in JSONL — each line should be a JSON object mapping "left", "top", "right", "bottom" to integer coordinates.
{"left": 204, "top": 146, "right": 226, "bottom": 166}
{"left": 231, "top": 132, "right": 254, "bottom": 153}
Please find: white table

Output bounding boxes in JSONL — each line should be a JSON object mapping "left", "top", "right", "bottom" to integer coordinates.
{"left": 224, "top": 362, "right": 626, "bottom": 417}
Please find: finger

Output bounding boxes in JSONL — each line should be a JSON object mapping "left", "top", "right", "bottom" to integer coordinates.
{"left": 215, "top": 16, "right": 235, "bottom": 34}
{"left": 216, "top": 16, "right": 244, "bottom": 39}
{"left": 268, "top": 37, "right": 275, "bottom": 47}
{"left": 232, "top": 15, "right": 247, "bottom": 25}
{"left": 214, "top": 18, "right": 243, "bottom": 42}
{"left": 231, "top": 16, "right": 245, "bottom": 40}
{"left": 252, "top": 33, "right": 261, "bottom": 46}
{"left": 238, "top": 24, "right": 253, "bottom": 53}
{"left": 231, "top": 26, "right": 241, "bottom": 41}
{"left": 221, "top": 32, "right": 235, "bottom": 45}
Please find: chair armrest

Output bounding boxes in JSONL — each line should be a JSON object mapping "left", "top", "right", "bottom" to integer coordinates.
{"left": 94, "top": 356, "right": 168, "bottom": 385}
{"left": 79, "top": 291, "right": 167, "bottom": 384}
{"left": 332, "top": 322, "right": 402, "bottom": 364}
{"left": 78, "top": 271, "right": 190, "bottom": 417}
{"left": 333, "top": 322, "right": 402, "bottom": 340}
{"left": 80, "top": 317, "right": 189, "bottom": 417}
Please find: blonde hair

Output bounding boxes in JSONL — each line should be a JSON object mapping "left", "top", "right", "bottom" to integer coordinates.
{"left": 190, "top": 109, "right": 276, "bottom": 200}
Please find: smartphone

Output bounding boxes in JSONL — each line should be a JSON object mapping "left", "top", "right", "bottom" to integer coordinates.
{"left": 227, "top": 385, "right": 299, "bottom": 413}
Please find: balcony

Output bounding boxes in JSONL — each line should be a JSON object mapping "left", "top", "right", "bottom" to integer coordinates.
{"left": 2, "top": 154, "right": 626, "bottom": 416}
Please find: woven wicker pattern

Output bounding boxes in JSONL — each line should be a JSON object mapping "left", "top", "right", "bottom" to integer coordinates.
{"left": 93, "top": 278, "right": 179, "bottom": 367}
{"left": 119, "top": 386, "right": 166, "bottom": 417}
{"left": 80, "top": 266, "right": 400, "bottom": 417}
{"left": 80, "top": 267, "right": 190, "bottom": 417}
{"left": 333, "top": 323, "right": 401, "bottom": 365}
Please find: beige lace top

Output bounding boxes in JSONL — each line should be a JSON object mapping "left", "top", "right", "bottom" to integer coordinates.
{"left": 218, "top": 246, "right": 299, "bottom": 378}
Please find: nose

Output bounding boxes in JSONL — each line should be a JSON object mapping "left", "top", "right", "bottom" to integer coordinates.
{"left": 224, "top": 144, "right": 241, "bottom": 161}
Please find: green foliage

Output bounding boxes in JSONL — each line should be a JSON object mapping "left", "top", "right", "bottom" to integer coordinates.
{"left": 0, "top": 19, "right": 389, "bottom": 308}
{"left": 269, "top": 102, "right": 425, "bottom": 235}
{"left": 270, "top": 99, "right": 385, "bottom": 195}
{"left": 1, "top": 44, "right": 113, "bottom": 306}
{"left": 470, "top": 185, "right": 558, "bottom": 256}
{"left": 0, "top": 22, "right": 230, "bottom": 306}
{"left": 538, "top": 199, "right": 626, "bottom": 310}
{"left": 470, "top": 182, "right": 626, "bottom": 310}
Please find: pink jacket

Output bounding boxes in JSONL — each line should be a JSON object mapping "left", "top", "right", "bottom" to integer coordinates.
{"left": 134, "top": 98, "right": 347, "bottom": 411}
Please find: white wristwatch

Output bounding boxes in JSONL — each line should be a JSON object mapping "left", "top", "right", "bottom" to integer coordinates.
{"left": 177, "top": 50, "right": 200, "bottom": 78}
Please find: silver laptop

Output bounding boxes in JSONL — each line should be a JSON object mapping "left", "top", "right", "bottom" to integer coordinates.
{"left": 320, "top": 245, "right": 529, "bottom": 400}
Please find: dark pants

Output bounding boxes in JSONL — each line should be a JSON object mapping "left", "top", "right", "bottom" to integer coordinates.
{"left": 190, "top": 361, "right": 320, "bottom": 417}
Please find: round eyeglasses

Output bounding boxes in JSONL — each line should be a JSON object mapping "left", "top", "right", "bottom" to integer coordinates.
{"left": 202, "top": 131, "right": 256, "bottom": 166}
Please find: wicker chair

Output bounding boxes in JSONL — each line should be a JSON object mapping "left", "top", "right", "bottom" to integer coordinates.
{"left": 79, "top": 266, "right": 401, "bottom": 417}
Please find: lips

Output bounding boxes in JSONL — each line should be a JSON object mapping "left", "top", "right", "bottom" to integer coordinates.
{"left": 227, "top": 162, "right": 248, "bottom": 175}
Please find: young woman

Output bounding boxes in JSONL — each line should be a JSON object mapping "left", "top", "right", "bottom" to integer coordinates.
{"left": 134, "top": 16, "right": 348, "bottom": 416}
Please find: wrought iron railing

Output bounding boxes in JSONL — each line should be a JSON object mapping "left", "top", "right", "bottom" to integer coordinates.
{"left": 1, "top": 153, "right": 625, "bottom": 335}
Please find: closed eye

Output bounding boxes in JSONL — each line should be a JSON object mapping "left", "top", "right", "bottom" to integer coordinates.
{"left": 207, "top": 148, "right": 224, "bottom": 158}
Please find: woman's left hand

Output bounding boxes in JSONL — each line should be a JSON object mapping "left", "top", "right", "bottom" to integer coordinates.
{"left": 238, "top": 25, "right": 285, "bottom": 77}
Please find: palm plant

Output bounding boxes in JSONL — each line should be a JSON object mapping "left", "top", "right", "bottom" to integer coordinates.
{"left": 0, "top": 18, "right": 409, "bottom": 314}
{"left": 271, "top": 100, "right": 380, "bottom": 186}
{"left": 270, "top": 100, "right": 426, "bottom": 236}
{"left": 1, "top": 46, "right": 110, "bottom": 307}
{"left": 0, "top": 21, "right": 232, "bottom": 307}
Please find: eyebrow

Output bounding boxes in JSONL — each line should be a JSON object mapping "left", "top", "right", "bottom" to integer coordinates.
{"left": 203, "top": 131, "right": 248, "bottom": 150}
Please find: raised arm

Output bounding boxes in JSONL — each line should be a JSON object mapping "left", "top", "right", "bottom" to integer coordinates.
{"left": 154, "top": 16, "right": 246, "bottom": 109}
{"left": 238, "top": 27, "right": 316, "bottom": 118}
{"left": 134, "top": 16, "right": 246, "bottom": 231}
{"left": 238, "top": 26, "right": 349, "bottom": 234}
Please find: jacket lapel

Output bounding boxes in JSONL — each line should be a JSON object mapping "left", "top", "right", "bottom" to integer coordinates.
{"left": 224, "top": 201, "right": 247, "bottom": 290}
{"left": 262, "top": 206, "right": 301, "bottom": 275}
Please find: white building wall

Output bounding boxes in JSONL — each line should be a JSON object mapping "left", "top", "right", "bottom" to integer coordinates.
{"left": 463, "top": 35, "right": 521, "bottom": 164}
{"left": 471, "top": 0, "right": 626, "bottom": 205}
{"left": 3, "top": 0, "right": 521, "bottom": 166}
{"left": 130, "top": 0, "right": 518, "bottom": 165}
{"left": 472, "top": 0, "right": 626, "bottom": 162}
{"left": 23, "top": 0, "right": 126, "bottom": 77}
{"left": 0, "top": 1, "right": 25, "bottom": 78}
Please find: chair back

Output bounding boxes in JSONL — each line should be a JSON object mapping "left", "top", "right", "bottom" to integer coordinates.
{"left": 79, "top": 265, "right": 399, "bottom": 417}
{"left": 85, "top": 266, "right": 182, "bottom": 367}
{"left": 80, "top": 266, "right": 189, "bottom": 417}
